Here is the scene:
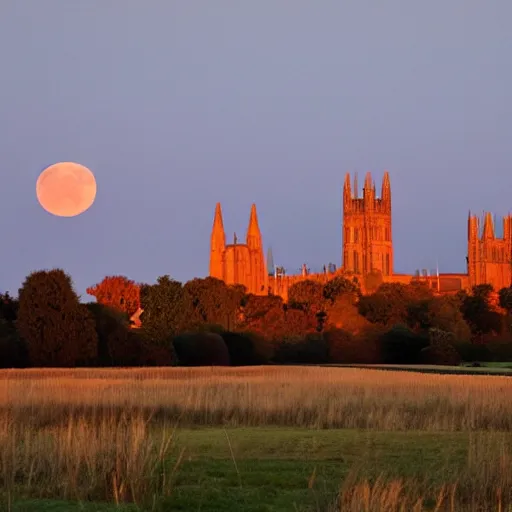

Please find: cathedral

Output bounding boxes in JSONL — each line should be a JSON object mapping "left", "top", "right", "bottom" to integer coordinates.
{"left": 209, "top": 172, "right": 511, "bottom": 300}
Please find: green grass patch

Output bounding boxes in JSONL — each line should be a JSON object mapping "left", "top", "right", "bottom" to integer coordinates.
{"left": 7, "top": 428, "right": 505, "bottom": 511}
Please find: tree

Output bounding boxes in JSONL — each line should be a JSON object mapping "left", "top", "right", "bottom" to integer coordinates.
{"left": 140, "top": 275, "right": 186, "bottom": 344}
{"left": 421, "top": 327, "right": 461, "bottom": 366}
{"left": 323, "top": 276, "right": 360, "bottom": 304}
{"left": 427, "top": 296, "right": 471, "bottom": 342}
{"left": 499, "top": 286, "right": 512, "bottom": 312}
{"left": 460, "top": 286, "right": 502, "bottom": 341}
{"left": 288, "top": 280, "right": 324, "bottom": 313}
{"left": 183, "top": 277, "right": 242, "bottom": 331}
{"left": 364, "top": 270, "right": 383, "bottom": 294}
{"left": 325, "top": 294, "right": 371, "bottom": 334}
{"left": 18, "top": 269, "right": 98, "bottom": 367}
{"left": 379, "top": 324, "right": 429, "bottom": 364}
{"left": 86, "top": 303, "right": 139, "bottom": 366}
{"left": 86, "top": 275, "right": 140, "bottom": 317}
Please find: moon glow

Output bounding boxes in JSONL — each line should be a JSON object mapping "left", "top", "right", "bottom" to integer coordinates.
{"left": 36, "top": 162, "right": 97, "bottom": 217}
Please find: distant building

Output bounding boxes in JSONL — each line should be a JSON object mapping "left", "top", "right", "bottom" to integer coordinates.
{"left": 209, "top": 171, "right": 510, "bottom": 300}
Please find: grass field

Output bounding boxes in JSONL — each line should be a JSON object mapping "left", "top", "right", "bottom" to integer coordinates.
{"left": 2, "top": 366, "right": 512, "bottom": 511}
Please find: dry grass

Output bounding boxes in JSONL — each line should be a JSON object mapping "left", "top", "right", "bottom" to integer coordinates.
{"left": 2, "top": 366, "right": 512, "bottom": 510}
{"left": 2, "top": 366, "right": 512, "bottom": 430}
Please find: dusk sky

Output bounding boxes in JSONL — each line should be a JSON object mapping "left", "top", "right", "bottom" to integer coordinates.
{"left": 1, "top": 1, "right": 511, "bottom": 299}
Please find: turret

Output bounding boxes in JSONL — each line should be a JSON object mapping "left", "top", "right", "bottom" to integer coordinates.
{"left": 363, "top": 172, "right": 375, "bottom": 210}
{"left": 343, "top": 173, "right": 352, "bottom": 212}
{"left": 503, "top": 215, "right": 512, "bottom": 242}
{"left": 381, "top": 171, "right": 391, "bottom": 212}
{"left": 209, "top": 203, "right": 226, "bottom": 279}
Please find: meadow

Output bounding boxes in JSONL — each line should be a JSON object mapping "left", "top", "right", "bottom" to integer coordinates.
{"left": 2, "top": 366, "right": 512, "bottom": 511}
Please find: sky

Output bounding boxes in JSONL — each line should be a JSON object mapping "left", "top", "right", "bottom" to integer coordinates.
{"left": 0, "top": 1, "right": 511, "bottom": 299}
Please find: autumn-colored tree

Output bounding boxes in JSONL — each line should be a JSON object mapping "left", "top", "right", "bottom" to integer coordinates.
{"left": 325, "top": 294, "right": 371, "bottom": 334}
{"left": 18, "top": 269, "right": 98, "bottom": 367}
{"left": 364, "top": 270, "right": 383, "bottom": 294}
{"left": 323, "top": 276, "right": 361, "bottom": 304}
{"left": 87, "top": 275, "right": 140, "bottom": 317}
{"left": 240, "top": 295, "right": 286, "bottom": 342}
{"left": 288, "top": 280, "right": 324, "bottom": 313}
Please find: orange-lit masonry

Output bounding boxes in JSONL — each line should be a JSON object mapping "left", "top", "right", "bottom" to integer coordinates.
{"left": 209, "top": 172, "right": 510, "bottom": 300}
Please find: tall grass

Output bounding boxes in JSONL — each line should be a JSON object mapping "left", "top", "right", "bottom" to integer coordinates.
{"left": 2, "top": 366, "right": 512, "bottom": 430}
{"left": 2, "top": 366, "right": 512, "bottom": 510}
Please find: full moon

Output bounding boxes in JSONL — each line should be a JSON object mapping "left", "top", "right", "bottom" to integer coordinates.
{"left": 36, "top": 162, "right": 97, "bottom": 217}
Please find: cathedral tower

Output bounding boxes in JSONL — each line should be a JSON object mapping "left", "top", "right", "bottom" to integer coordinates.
{"left": 342, "top": 171, "right": 393, "bottom": 277}
{"left": 209, "top": 203, "right": 267, "bottom": 295}
{"left": 467, "top": 211, "right": 512, "bottom": 290}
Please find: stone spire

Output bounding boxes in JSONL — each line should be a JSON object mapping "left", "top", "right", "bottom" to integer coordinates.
{"left": 381, "top": 171, "right": 391, "bottom": 212}
{"left": 209, "top": 203, "right": 226, "bottom": 279}
{"left": 363, "top": 171, "right": 375, "bottom": 210}
{"left": 343, "top": 173, "right": 352, "bottom": 211}
{"left": 246, "top": 203, "right": 262, "bottom": 249}
{"left": 482, "top": 212, "right": 495, "bottom": 239}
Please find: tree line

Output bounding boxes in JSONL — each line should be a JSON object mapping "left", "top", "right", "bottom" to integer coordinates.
{"left": 1, "top": 269, "right": 512, "bottom": 368}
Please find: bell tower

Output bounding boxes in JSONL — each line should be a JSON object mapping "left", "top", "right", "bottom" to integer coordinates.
{"left": 342, "top": 171, "right": 393, "bottom": 277}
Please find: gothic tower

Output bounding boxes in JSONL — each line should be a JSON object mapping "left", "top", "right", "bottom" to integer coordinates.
{"left": 467, "top": 211, "right": 512, "bottom": 290}
{"left": 209, "top": 203, "right": 267, "bottom": 295}
{"left": 342, "top": 171, "right": 393, "bottom": 277}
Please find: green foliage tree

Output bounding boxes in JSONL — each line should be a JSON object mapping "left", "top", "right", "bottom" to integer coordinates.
{"left": 17, "top": 269, "right": 98, "bottom": 367}
{"left": 498, "top": 286, "right": 512, "bottom": 312}
{"left": 460, "top": 286, "right": 502, "bottom": 340}
{"left": 421, "top": 328, "right": 461, "bottom": 366}
{"left": 140, "top": 275, "right": 186, "bottom": 344}
{"left": 183, "top": 277, "right": 242, "bottom": 331}
{"left": 379, "top": 324, "right": 429, "bottom": 364}
{"left": 86, "top": 303, "right": 139, "bottom": 366}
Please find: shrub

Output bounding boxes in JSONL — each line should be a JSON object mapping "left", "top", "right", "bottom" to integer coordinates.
{"left": 454, "top": 342, "right": 492, "bottom": 363}
{"left": 173, "top": 332, "right": 230, "bottom": 366}
{"left": 220, "top": 331, "right": 266, "bottom": 365}
{"left": 380, "top": 324, "right": 429, "bottom": 364}
{"left": 324, "top": 327, "right": 382, "bottom": 364}
{"left": 273, "top": 333, "right": 328, "bottom": 364}
{"left": 421, "top": 328, "right": 461, "bottom": 366}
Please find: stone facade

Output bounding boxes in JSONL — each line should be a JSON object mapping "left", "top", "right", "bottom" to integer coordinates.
{"left": 209, "top": 203, "right": 268, "bottom": 296}
{"left": 343, "top": 171, "right": 393, "bottom": 276}
{"left": 209, "top": 172, "right": 510, "bottom": 300}
{"left": 468, "top": 212, "right": 512, "bottom": 291}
